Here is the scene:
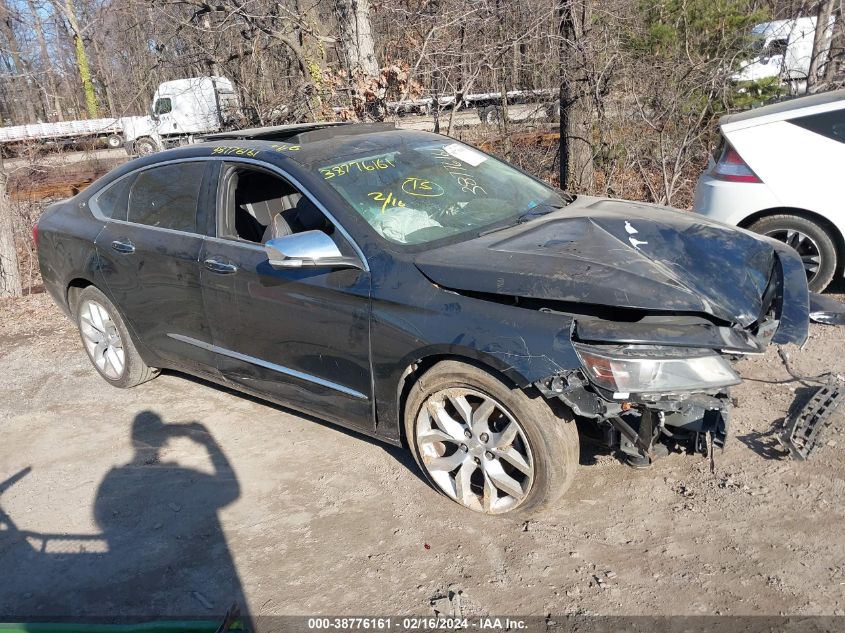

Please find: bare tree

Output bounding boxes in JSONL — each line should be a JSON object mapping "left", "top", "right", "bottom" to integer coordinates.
{"left": 808, "top": 0, "right": 836, "bottom": 91}
{"left": 558, "top": 0, "right": 594, "bottom": 191}
{"left": 0, "top": 0, "right": 38, "bottom": 123}
{"left": 0, "top": 161, "right": 21, "bottom": 299}
{"left": 336, "top": 0, "right": 379, "bottom": 78}
{"left": 27, "top": 0, "right": 63, "bottom": 121}
{"left": 823, "top": 0, "right": 845, "bottom": 84}
{"left": 56, "top": 0, "right": 99, "bottom": 117}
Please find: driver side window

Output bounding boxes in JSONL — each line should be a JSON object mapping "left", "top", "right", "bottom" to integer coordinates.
{"left": 154, "top": 98, "right": 172, "bottom": 115}
{"left": 218, "top": 165, "right": 335, "bottom": 245}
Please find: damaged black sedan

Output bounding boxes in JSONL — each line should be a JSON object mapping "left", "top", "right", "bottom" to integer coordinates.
{"left": 36, "top": 123, "right": 813, "bottom": 515}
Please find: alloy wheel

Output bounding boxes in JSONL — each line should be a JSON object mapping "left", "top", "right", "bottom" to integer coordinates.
{"left": 765, "top": 228, "right": 822, "bottom": 283}
{"left": 416, "top": 388, "right": 534, "bottom": 514}
{"left": 79, "top": 300, "right": 126, "bottom": 380}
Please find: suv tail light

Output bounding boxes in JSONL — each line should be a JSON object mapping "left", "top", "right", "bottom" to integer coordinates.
{"left": 711, "top": 143, "right": 762, "bottom": 183}
{"left": 32, "top": 224, "right": 38, "bottom": 247}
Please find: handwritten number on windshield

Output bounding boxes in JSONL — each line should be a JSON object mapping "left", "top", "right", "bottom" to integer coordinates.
{"left": 368, "top": 191, "right": 407, "bottom": 213}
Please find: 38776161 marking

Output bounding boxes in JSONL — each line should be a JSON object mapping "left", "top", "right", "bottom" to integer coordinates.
{"left": 211, "top": 146, "right": 259, "bottom": 157}
{"left": 321, "top": 157, "right": 395, "bottom": 179}
{"left": 305, "top": 616, "right": 528, "bottom": 631}
{"left": 306, "top": 617, "right": 393, "bottom": 630}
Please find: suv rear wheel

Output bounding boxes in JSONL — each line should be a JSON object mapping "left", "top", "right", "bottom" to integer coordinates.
{"left": 749, "top": 214, "right": 838, "bottom": 292}
{"left": 404, "top": 360, "right": 579, "bottom": 515}
{"left": 75, "top": 286, "right": 159, "bottom": 388}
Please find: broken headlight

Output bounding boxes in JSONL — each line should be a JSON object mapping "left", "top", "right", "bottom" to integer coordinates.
{"left": 573, "top": 344, "right": 741, "bottom": 396}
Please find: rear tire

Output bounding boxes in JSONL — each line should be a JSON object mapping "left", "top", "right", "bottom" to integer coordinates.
{"left": 106, "top": 134, "right": 123, "bottom": 149}
{"left": 748, "top": 214, "right": 837, "bottom": 292}
{"left": 75, "top": 286, "right": 158, "bottom": 388}
{"left": 404, "top": 360, "right": 579, "bottom": 516}
{"left": 134, "top": 136, "right": 160, "bottom": 156}
{"left": 479, "top": 105, "right": 502, "bottom": 124}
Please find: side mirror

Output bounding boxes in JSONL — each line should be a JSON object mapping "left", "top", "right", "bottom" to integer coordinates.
{"left": 149, "top": 105, "right": 159, "bottom": 121}
{"left": 264, "top": 230, "right": 362, "bottom": 270}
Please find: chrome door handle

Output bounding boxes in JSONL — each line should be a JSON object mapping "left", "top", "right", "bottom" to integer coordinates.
{"left": 204, "top": 258, "right": 238, "bottom": 274}
{"left": 111, "top": 240, "right": 135, "bottom": 254}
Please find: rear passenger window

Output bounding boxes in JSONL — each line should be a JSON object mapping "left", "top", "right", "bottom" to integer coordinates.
{"left": 92, "top": 175, "right": 134, "bottom": 220}
{"left": 127, "top": 162, "right": 205, "bottom": 232}
{"left": 790, "top": 108, "right": 845, "bottom": 144}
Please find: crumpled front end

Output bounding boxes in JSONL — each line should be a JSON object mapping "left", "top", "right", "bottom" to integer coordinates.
{"left": 533, "top": 244, "right": 811, "bottom": 467}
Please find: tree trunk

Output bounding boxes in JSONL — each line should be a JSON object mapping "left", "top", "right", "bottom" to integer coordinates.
{"left": 28, "top": 0, "right": 62, "bottom": 121}
{"left": 0, "top": 0, "right": 38, "bottom": 123}
{"left": 336, "top": 0, "right": 380, "bottom": 79}
{"left": 808, "top": 0, "right": 835, "bottom": 92}
{"left": 61, "top": 0, "right": 99, "bottom": 118}
{"left": 824, "top": 1, "right": 844, "bottom": 84}
{"left": 558, "top": 0, "right": 594, "bottom": 191}
{"left": 0, "top": 167, "right": 22, "bottom": 299}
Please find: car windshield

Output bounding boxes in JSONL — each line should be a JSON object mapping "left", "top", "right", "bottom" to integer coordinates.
{"left": 315, "top": 139, "right": 567, "bottom": 245}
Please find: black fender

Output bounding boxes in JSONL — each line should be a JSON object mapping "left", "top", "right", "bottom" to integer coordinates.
{"left": 369, "top": 276, "right": 581, "bottom": 441}
{"left": 768, "top": 239, "right": 810, "bottom": 346}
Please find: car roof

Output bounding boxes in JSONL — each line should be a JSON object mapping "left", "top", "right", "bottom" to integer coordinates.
{"left": 752, "top": 17, "right": 816, "bottom": 37}
{"left": 721, "top": 88, "right": 845, "bottom": 131}
{"left": 148, "top": 124, "right": 441, "bottom": 166}
{"left": 88, "top": 125, "right": 441, "bottom": 194}
{"left": 201, "top": 121, "right": 402, "bottom": 152}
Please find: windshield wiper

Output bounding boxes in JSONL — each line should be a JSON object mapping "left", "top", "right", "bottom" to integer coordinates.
{"left": 478, "top": 204, "right": 562, "bottom": 237}
{"left": 515, "top": 205, "right": 558, "bottom": 224}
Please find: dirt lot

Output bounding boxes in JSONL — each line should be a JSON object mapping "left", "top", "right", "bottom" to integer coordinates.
{"left": 1, "top": 292, "right": 844, "bottom": 621}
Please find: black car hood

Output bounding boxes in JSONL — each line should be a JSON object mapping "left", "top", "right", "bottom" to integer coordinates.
{"left": 415, "top": 197, "right": 776, "bottom": 327}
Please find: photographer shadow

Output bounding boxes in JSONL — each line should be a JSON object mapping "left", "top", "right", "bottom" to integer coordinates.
{"left": 1, "top": 410, "right": 247, "bottom": 622}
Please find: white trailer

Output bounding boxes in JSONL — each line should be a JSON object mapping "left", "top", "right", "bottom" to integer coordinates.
{"left": 0, "top": 116, "right": 144, "bottom": 151}
{"left": 385, "top": 88, "right": 558, "bottom": 123}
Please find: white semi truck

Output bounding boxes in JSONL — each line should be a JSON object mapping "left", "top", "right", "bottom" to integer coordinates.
{"left": 123, "top": 76, "right": 240, "bottom": 156}
{"left": 733, "top": 16, "right": 837, "bottom": 87}
{"left": 0, "top": 76, "right": 240, "bottom": 156}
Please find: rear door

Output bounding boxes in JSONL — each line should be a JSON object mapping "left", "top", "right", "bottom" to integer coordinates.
{"left": 94, "top": 160, "right": 219, "bottom": 373}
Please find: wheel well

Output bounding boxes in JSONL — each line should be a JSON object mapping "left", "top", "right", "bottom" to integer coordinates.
{"left": 394, "top": 354, "right": 527, "bottom": 447}
{"left": 739, "top": 207, "right": 845, "bottom": 271}
{"left": 66, "top": 278, "right": 94, "bottom": 315}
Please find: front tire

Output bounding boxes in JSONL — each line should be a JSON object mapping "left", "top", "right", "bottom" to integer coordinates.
{"left": 75, "top": 286, "right": 158, "bottom": 388}
{"left": 748, "top": 214, "right": 837, "bottom": 292}
{"left": 404, "top": 361, "right": 579, "bottom": 516}
{"left": 106, "top": 134, "right": 123, "bottom": 149}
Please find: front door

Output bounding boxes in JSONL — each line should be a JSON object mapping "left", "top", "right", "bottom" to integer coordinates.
{"left": 94, "top": 160, "right": 218, "bottom": 372}
{"left": 199, "top": 163, "right": 374, "bottom": 430}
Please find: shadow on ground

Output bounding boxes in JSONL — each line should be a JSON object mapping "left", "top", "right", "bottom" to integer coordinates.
{"left": 169, "top": 370, "right": 431, "bottom": 488}
{"left": 0, "top": 411, "right": 246, "bottom": 622}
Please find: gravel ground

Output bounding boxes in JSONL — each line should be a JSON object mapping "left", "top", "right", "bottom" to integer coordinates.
{"left": 1, "top": 291, "right": 844, "bottom": 622}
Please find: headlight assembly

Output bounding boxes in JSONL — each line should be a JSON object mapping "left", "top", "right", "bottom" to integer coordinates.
{"left": 573, "top": 343, "right": 741, "bottom": 396}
